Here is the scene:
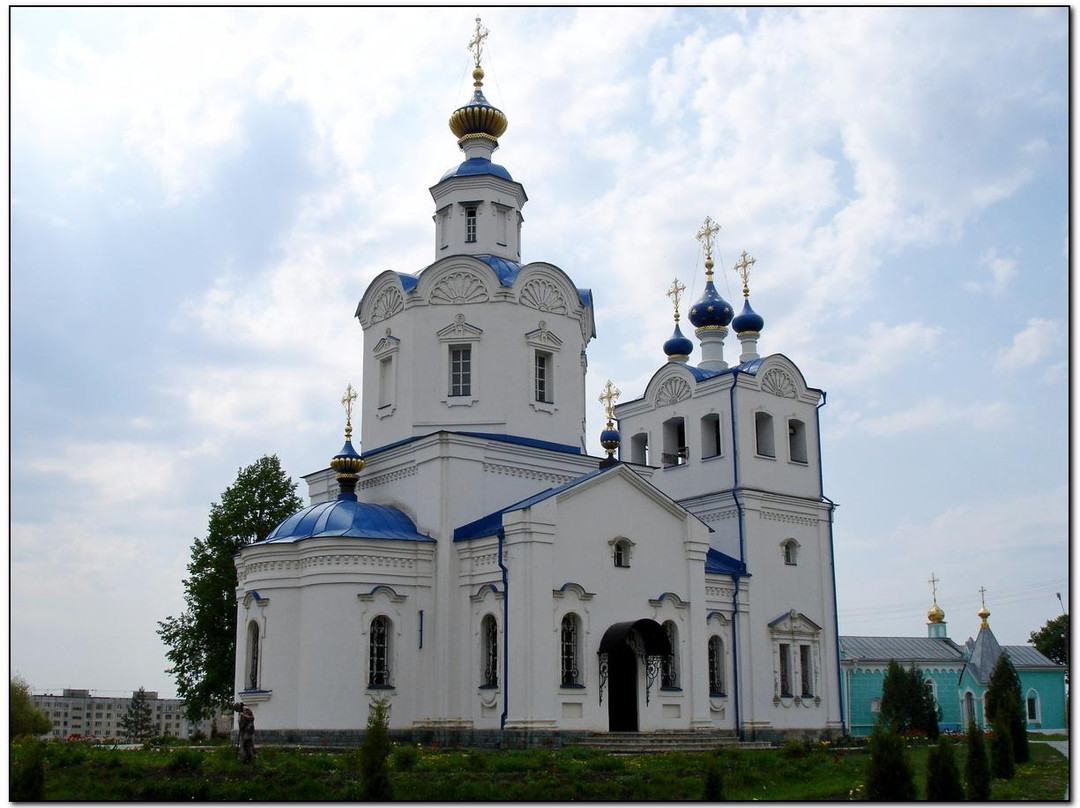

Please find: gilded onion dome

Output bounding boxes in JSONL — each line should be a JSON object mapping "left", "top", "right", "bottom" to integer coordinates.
{"left": 330, "top": 383, "right": 365, "bottom": 500}
{"left": 449, "top": 19, "right": 508, "bottom": 145}
{"left": 927, "top": 602, "right": 945, "bottom": 624}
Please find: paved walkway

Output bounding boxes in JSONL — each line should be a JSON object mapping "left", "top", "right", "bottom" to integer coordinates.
{"left": 1036, "top": 740, "right": 1069, "bottom": 800}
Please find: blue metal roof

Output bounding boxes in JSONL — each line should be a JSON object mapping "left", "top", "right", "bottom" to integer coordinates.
{"left": 260, "top": 500, "right": 433, "bottom": 543}
{"left": 472, "top": 254, "right": 524, "bottom": 286}
{"left": 839, "top": 636, "right": 966, "bottom": 663}
{"left": 454, "top": 466, "right": 613, "bottom": 541}
{"left": 705, "top": 548, "right": 746, "bottom": 575}
{"left": 363, "top": 430, "right": 583, "bottom": 461}
{"left": 396, "top": 272, "right": 419, "bottom": 292}
{"left": 440, "top": 156, "right": 514, "bottom": 182}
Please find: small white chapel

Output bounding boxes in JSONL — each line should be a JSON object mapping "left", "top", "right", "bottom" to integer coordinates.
{"left": 233, "top": 20, "right": 844, "bottom": 745}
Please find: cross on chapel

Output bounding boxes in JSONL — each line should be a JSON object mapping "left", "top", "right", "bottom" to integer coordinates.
{"left": 469, "top": 17, "right": 489, "bottom": 68}
{"left": 733, "top": 250, "right": 757, "bottom": 298}
{"left": 667, "top": 278, "right": 687, "bottom": 321}
{"left": 696, "top": 216, "right": 721, "bottom": 276}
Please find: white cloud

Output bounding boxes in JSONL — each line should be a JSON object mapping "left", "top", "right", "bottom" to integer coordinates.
{"left": 994, "top": 317, "right": 1062, "bottom": 371}
{"left": 965, "top": 247, "right": 1018, "bottom": 297}
{"left": 831, "top": 396, "right": 1010, "bottom": 438}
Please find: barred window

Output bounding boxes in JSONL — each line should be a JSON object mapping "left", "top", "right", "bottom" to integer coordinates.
{"left": 369, "top": 616, "right": 391, "bottom": 687}
{"left": 561, "top": 614, "right": 581, "bottom": 686}
{"left": 482, "top": 615, "right": 498, "bottom": 687}
{"left": 661, "top": 621, "right": 680, "bottom": 689}
{"left": 708, "top": 636, "right": 725, "bottom": 696}
{"left": 779, "top": 643, "right": 792, "bottom": 697}
{"left": 800, "top": 644, "right": 813, "bottom": 697}
{"left": 246, "top": 621, "right": 260, "bottom": 690}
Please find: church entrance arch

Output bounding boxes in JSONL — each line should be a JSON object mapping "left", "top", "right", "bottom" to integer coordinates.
{"left": 598, "top": 619, "right": 671, "bottom": 732}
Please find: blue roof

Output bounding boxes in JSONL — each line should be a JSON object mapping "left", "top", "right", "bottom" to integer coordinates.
{"left": 260, "top": 500, "right": 433, "bottom": 543}
{"left": 440, "top": 157, "right": 514, "bottom": 182}
{"left": 363, "top": 430, "right": 583, "bottom": 461}
{"left": 396, "top": 272, "right": 419, "bottom": 292}
{"left": 705, "top": 548, "right": 747, "bottom": 575}
{"left": 454, "top": 466, "right": 612, "bottom": 541}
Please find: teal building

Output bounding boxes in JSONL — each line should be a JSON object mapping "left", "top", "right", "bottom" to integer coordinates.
{"left": 840, "top": 597, "right": 1066, "bottom": 736}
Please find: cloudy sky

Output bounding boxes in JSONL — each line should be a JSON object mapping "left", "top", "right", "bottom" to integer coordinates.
{"left": 11, "top": 7, "right": 1067, "bottom": 698}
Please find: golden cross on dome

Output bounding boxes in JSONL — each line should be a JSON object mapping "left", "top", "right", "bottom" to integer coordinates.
{"left": 666, "top": 277, "right": 686, "bottom": 322}
{"left": 978, "top": 586, "right": 987, "bottom": 608}
{"left": 928, "top": 572, "right": 940, "bottom": 602}
{"left": 695, "top": 216, "right": 721, "bottom": 277}
{"left": 468, "top": 16, "right": 489, "bottom": 69}
{"left": 733, "top": 250, "right": 756, "bottom": 298}
{"left": 598, "top": 379, "right": 621, "bottom": 424}
{"left": 341, "top": 382, "right": 358, "bottom": 436}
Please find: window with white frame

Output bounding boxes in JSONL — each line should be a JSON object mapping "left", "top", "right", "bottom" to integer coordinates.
{"left": 450, "top": 345, "right": 472, "bottom": 397}
{"left": 708, "top": 636, "right": 725, "bottom": 696}
{"left": 465, "top": 204, "right": 478, "bottom": 243}
{"left": 769, "top": 611, "right": 822, "bottom": 702}
{"left": 782, "top": 539, "right": 799, "bottom": 566}
{"left": 799, "top": 644, "right": 813, "bottom": 697}
{"left": 1026, "top": 691, "right": 1040, "bottom": 722}
{"left": 701, "top": 413, "right": 722, "bottom": 458}
{"left": 612, "top": 538, "right": 632, "bottom": 568}
{"left": 870, "top": 698, "right": 882, "bottom": 713}
{"left": 788, "top": 418, "right": 808, "bottom": 464}
{"left": 779, "top": 643, "right": 793, "bottom": 696}
{"left": 368, "top": 615, "right": 392, "bottom": 687}
{"left": 535, "top": 350, "right": 553, "bottom": 403}
{"left": 661, "top": 621, "right": 680, "bottom": 689}
{"left": 481, "top": 614, "right": 498, "bottom": 687}
{"left": 561, "top": 614, "right": 581, "bottom": 686}
{"left": 246, "top": 621, "right": 260, "bottom": 691}
{"left": 378, "top": 356, "right": 394, "bottom": 408}
{"left": 755, "top": 411, "right": 776, "bottom": 458}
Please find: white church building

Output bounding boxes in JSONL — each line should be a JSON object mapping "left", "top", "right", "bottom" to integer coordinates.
{"left": 234, "top": 23, "right": 844, "bottom": 745}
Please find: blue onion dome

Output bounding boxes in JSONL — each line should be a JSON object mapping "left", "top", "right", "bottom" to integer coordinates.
{"left": 449, "top": 66, "right": 508, "bottom": 144}
{"left": 732, "top": 298, "right": 765, "bottom": 334}
{"left": 688, "top": 281, "right": 734, "bottom": 329}
{"left": 600, "top": 427, "right": 621, "bottom": 454}
{"left": 663, "top": 322, "right": 694, "bottom": 360}
{"left": 261, "top": 500, "right": 431, "bottom": 543}
{"left": 329, "top": 383, "right": 365, "bottom": 501}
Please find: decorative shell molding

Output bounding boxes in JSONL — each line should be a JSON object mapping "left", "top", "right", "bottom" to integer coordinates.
{"left": 656, "top": 377, "right": 692, "bottom": 407}
{"left": 519, "top": 279, "right": 569, "bottom": 314}
{"left": 371, "top": 286, "right": 404, "bottom": 322}
{"left": 761, "top": 368, "right": 797, "bottom": 398}
{"left": 761, "top": 510, "right": 818, "bottom": 527}
{"left": 431, "top": 271, "right": 489, "bottom": 305}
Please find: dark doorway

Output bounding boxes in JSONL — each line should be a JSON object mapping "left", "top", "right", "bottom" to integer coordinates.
{"left": 608, "top": 644, "right": 638, "bottom": 731}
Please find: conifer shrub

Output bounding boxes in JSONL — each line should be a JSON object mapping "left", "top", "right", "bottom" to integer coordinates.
{"left": 985, "top": 653, "right": 1029, "bottom": 764}
{"left": 359, "top": 697, "right": 393, "bottom": 800}
{"left": 925, "top": 736, "right": 964, "bottom": 800}
{"left": 964, "top": 720, "right": 992, "bottom": 800}
{"left": 702, "top": 752, "right": 725, "bottom": 801}
{"left": 989, "top": 715, "right": 1015, "bottom": 779}
{"left": 866, "top": 726, "right": 916, "bottom": 800}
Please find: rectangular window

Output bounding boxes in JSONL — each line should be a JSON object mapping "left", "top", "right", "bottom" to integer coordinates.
{"left": 701, "top": 413, "right": 721, "bottom": 458}
{"left": 378, "top": 356, "right": 393, "bottom": 408}
{"left": 779, "top": 643, "right": 792, "bottom": 696}
{"left": 497, "top": 207, "right": 508, "bottom": 245}
{"left": 755, "top": 411, "right": 776, "bottom": 457}
{"left": 800, "top": 645, "right": 813, "bottom": 697}
{"left": 450, "top": 345, "right": 472, "bottom": 397}
{"left": 535, "top": 351, "right": 553, "bottom": 403}
{"left": 788, "top": 419, "right": 808, "bottom": 463}
{"left": 465, "top": 205, "right": 478, "bottom": 243}
{"left": 630, "top": 433, "right": 649, "bottom": 465}
{"left": 663, "top": 417, "right": 687, "bottom": 467}
{"left": 1027, "top": 697, "right": 1037, "bottom": 720}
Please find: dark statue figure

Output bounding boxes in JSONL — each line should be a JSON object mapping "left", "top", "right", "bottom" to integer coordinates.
{"left": 233, "top": 702, "right": 256, "bottom": 764}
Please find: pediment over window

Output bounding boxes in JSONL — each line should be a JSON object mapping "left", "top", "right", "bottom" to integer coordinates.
{"left": 525, "top": 321, "right": 564, "bottom": 350}
{"left": 373, "top": 328, "right": 401, "bottom": 357}
{"left": 768, "top": 609, "right": 822, "bottom": 636}
{"left": 553, "top": 581, "right": 595, "bottom": 601}
{"left": 437, "top": 314, "right": 484, "bottom": 341}
{"left": 358, "top": 584, "right": 408, "bottom": 603}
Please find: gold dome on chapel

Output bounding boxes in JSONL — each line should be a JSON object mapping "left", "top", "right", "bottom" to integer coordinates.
{"left": 927, "top": 602, "right": 945, "bottom": 624}
{"left": 449, "top": 18, "right": 509, "bottom": 144}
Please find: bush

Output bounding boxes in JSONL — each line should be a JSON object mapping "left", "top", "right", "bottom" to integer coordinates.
{"left": 359, "top": 697, "right": 393, "bottom": 800}
{"left": 866, "top": 726, "right": 915, "bottom": 800}
{"left": 965, "top": 721, "right": 992, "bottom": 800}
{"left": 167, "top": 748, "right": 203, "bottom": 773}
{"left": 390, "top": 743, "right": 419, "bottom": 772}
{"left": 702, "top": 753, "right": 725, "bottom": 800}
{"left": 11, "top": 739, "right": 46, "bottom": 801}
{"left": 990, "top": 717, "right": 1015, "bottom": 780}
{"left": 925, "top": 736, "right": 964, "bottom": 800}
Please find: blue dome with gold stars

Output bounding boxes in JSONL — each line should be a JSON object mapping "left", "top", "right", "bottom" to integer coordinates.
{"left": 688, "top": 281, "right": 734, "bottom": 329}
{"left": 731, "top": 298, "right": 764, "bottom": 333}
{"left": 663, "top": 323, "right": 694, "bottom": 359}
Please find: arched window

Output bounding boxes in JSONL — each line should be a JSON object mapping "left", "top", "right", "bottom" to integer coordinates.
{"left": 755, "top": 411, "right": 775, "bottom": 458}
{"left": 369, "top": 615, "right": 392, "bottom": 687}
{"left": 612, "top": 538, "right": 632, "bottom": 568}
{"left": 782, "top": 539, "right": 799, "bottom": 566}
{"left": 788, "top": 418, "right": 808, "bottom": 463}
{"left": 708, "top": 636, "right": 725, "bottom": 696}
{"left": 1026, "top": 690, "right": 1040, "bottom": 723}
{"left": 661, "top": 621, "right": 680, "bottom": 689}
{"left": 246, "top": 621, "right": 260, "bottom": 691}
{"left": 481, "top": 614, "right": 498, "bottom": 687}
{"left": 561, "top": 614, "right": 581, "bottom": 686}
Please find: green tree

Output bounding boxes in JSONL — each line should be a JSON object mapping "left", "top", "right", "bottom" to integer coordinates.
{"left": 866, "top": 725, "right": 916, "bottom": 800}
{"left": 158, "top": 456, "right": 301, "bottom": 723}
{"left": 925, "top": 735, "right": 964, "bottom": 800}
{"left": 10, "top": 677, "right": 51, "bottom": 739}
{"left": 10, "top": 739, "right": 46, "bottom": 800}
{"left": 964, "top": 720, "right": 991, "bottom": 800}
{"left": 119, "top": 687, "right": 155, "bottom": 742}
{"left": 1029, "top": 613, "right": 1068, "bottom": 668}
{"left": 360, "top": 697, "right": 393, "bottom": 800}
{"left": 985, "top": 652, "right": 1029, "bottom": 763}
{"left": 989, "top": 712, "right": 1015, "bottom": 779}
{"left": 878, "top": 660, "right": 940, "bottom": 739}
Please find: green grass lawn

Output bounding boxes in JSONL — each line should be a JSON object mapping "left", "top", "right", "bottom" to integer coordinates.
{"left": 10, "top": 735, "right": 1068, "bottom": 800}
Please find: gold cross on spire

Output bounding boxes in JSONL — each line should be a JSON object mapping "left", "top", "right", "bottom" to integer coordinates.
{"left": 468, "top": 16, "right": 489, "bottom": 69}
{"left": 733, "top": 250, "right": 756, "bottom": 298}
{"left": 978, "top": 586, "right": 987, "bottom": 608}
{"left": 667, "top": 277, "right": 686, "bottom": 322}
{"left": 341, "top": 382, "right": 358, "bottom": 438}
{"left": 696, "top": 216, "right": 721, "bottom": 278}
{"left": 928, "top": 572, "right": 940, "bottom": 603}
{"left": 598, "top": 379, "right": 621, "bottom": 426}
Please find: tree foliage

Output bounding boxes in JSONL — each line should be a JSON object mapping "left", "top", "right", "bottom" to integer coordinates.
{"left": 1029, "top": 614, "right": 1068, "bottom": 679}
{"left": 158, "top": 456, "right": 302, "bottom": 723}
{"left": 989, "top": 711, "right": 1015, "bottom": 779}
{"left": 925, "top": 735, "right": 964, "bottom": 800}
{"left": 866, "top": 725, "right": 916, "bottom": 800}
{"left": 360, "top": 697, "right": 394, "bottom": 800}
{"left": 119, "top": 687, "right": 155, "bottom": 743}
{"left": 10, "top": 677, "right": 51, "bottom": 739}
{"left": 985, "top": 652, "right": 1029, "bottom": 764}
{"left": 965, "top": 720, "right": 992, "bottom": 800}
{"left": 878, "top": 660, "right": 940, "bottom": 739}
